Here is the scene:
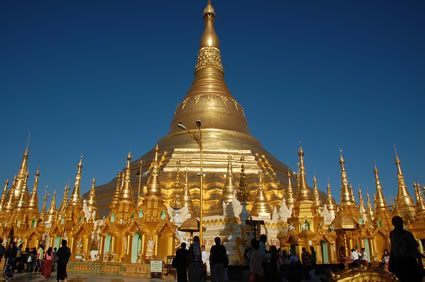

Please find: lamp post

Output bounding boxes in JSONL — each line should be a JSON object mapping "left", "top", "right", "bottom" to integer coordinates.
{"left": 177, "top": 120, "right": 204, "bottom": 243}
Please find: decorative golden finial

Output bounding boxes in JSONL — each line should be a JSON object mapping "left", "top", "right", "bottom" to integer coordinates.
{"left": 286, "top": 170, "right": 295, "bottom": 209}
{"left": 414, "top": 183, "right": 425, "bottom": 217}
{"left": 119, "top": 152, "right": 135, "bottom": 203}
{"left": 237, "top": 156, "right": 249, "bottom": 203}
{"left": 47, "top": 191, "right": 57, "bottom": 223}
{"left": 170, "top": 161, "right": 183, "bottom": 209}
{"left": 223, "top": 154, "right": 235, "bottom": 204}
{"left": 13, "top": 144, "right": 31, "bottom": 202}
{"left": 0, "top": 179, "right": 9, "bottom": 211}
{"left": 111, "top": 172, "right": 122, "bottom": 209}
{"left": 59, "top": 184, "right": 69, "bottom": 213}
{"left": 393, "top": 149, "right": 416, "bottom": 221}
{"left": 251, "top": 171, "right": 271, "bottom": 217}
{"left": 326, "top": 179, "right": 337, "bottom": 217}
{"left": 366, "top": 189, "right": 374, "bottom": 222}
{"left": 87, "top": 178, "right": 97, "bottom": 218}
{"left": 69, "top": 155, "right": 83, "bottom": 207}
{"left": 296, "top": 145, "right": 311, "bottom": 201}
{"left": 358, "top": 187, "right": 367, "bottom": 223}
{"left": 373, "top": 164, "right": 388, "bottom": 212}
{"left": 146, "top": 145, "right": 162, "bottom": 196}
{"left": 312, "top": 175, "right": 321, "bottom": 210}
{"left": 182, "top": 167, "right": 194, "bottom": 216}
{"left": 339, "top": 149, "right": 353, "bottom": 206}
{"left": 40, "top": 189, "right": 49, "bottom": 221}
{"left": 349, "top": 184, "right": 356, "bottom": 205}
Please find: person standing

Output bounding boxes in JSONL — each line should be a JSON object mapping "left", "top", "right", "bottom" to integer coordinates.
{"left": 301, "top": 247, "right": 313, "bottom": 266}
{"left": 4, "top": 241, "right": 18, "bottom": 280}
{"left": 42, "top": 247, "right": 54, "bottom": 278}
{"left": 210, "top": 237, "right": 228, "bottom": 282}
{"left": 175, "top": 242, "right": 189, "bottom": 282}
{"left": 0, "top": 238, "right": 5, "bottom": 264}
{"left": 201, "top": 245, "right": 208, "bottom": 278}
{"left": 310, "top": 246, "right": 317, "bottom": 265}
{"left": 56, "top": 240, "right": 71, "bottom": 282}
{"left": 248, "top": 240, "right": 264, "bottom": 282}
{"left": 36, "top": 244, "right": 45, "bottom": 272}
{"left": 188, "top": 236, "right": 202, "bottom": 282}
{"left": 53, "top": 247, "right": 58, "bottom": 272}
{"left": 389, "top": 216, "right": 423, "bottom": 282}
{"left": 258, "top": 235, "right": 267, "bottom": 258}
{"left": 382, "top": 249, "right": 390, "bottom": 272}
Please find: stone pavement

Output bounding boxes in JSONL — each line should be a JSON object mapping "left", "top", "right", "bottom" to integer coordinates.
{"left": 0, "top": 272, "right": 176, "bottom": 282}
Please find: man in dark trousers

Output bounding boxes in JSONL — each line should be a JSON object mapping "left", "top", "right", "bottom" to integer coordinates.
{"left": 174, "top": 242, "right": 188, "bottom": 282}
{"left": 389, "top": 216, "right": 424, "bottom": 282}
{"left": 56, "top": 240, "right": 71, "bottom": 282}
{"left": 210, "top": 237, "right": 228, "bottom": 282}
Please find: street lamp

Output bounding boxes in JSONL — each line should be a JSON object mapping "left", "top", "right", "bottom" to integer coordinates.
{"left": 177, "top": 120, "right": 204, "bottom": 243}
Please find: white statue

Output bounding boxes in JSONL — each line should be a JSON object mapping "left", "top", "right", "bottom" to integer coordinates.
{"left": 223, "top": 196, "right": 242, "bottom": 218}
{"left": 320, "top": 205, "right": 335, "bottom": 225}
{"left": 278, "top": 200, "right": 292, "bottom": 223}
{"left": 82, "top": 199, "right": 91, "bottom": 221}
{"left": 167, "top": 206, "right": 190, "bottom": 226}
{"left": 272, "top": 207, "right": 279, "bottom": 221}
{"left": 288, "top": 223, "right": 295, "bottom": 232}
{"left": 146, "top": 239, "right": 155, "bottom": 258}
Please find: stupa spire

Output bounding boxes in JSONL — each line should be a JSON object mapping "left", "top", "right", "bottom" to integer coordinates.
{"left": 296, "top": 145, "right": 311, "bottom": 201}
{"left": 40, "top": 190, "right": 49, "bottom": 222}
{"left": 87, "top": 178, "right": 97, "bottom": 218}
{"left": 171, "top": 161, "right": 183, "bottom": 209}
{"left": 339, "top": 150, "right": 353, "bottom": 206}
{"left": 358, "top": 187, "right": 367, "bottom": 223}
{"left": 13, "top": 145, "right": 30, "bottom": 201}
{"left": 59, "top": 184, "right": 70, "bottom": 213}
{"left": 349, "top": 184, "right": 356, "bottom": 206}
{"left": 414, "top": 183, "right": 425, "bottom": 217}
{"left": 223, "top": 155, "right": 235, "bottom": 204}
{"left": 47, "top": 191, "right": 57, "bottom": 223}
{"left": 326, "top": 179, "right": 337, "bottom": 218}
{"left": 146, "top": 145, "right": 162, "bottom": 196}
{"left": 182, "top": 167, "right": 194, "bottom": 216}
{"left": 312, "top": 175, "right": 321, "bottom": 210}
{"left": 16, "top": 172, "right": 29, "bottom": 212}
{"left": 373, "top": 164, "right": 388, "bottom": 212}
{"left": 237, "top": 157, "right": 248, "bottom": 203}
{"left": 393, "top": 149, "right": 415, "bottom": 220}
{"left": 366, "top": 190, "right": 374, "bottom": 222}
{"left": 251, "top": 171, "right": 271, "bottom": 217}
{"left": 119, "top": 152, "right": 135, "bottom": 203}
{"left": 111, "top": 172, "right": 122, "bottom": 209}
{"left": 286, "top": 170, "right": 295, "bottom": 209}
{"left": 27, "top": 168, "right": 40, "bottom": 213}
{"left": 0, "top": 179, "right": 9, "bottom": 212}
{"left": 69, "top": 155, "right": 83, "bottom": 207}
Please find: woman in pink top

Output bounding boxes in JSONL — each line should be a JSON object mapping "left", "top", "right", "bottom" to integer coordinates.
{"left": 42, "top": 247, "right": 54, "bottom": 278}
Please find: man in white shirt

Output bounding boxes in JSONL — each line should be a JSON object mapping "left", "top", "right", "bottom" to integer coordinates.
{"left": 350, "top": 249, "right": 359, "bottom": 261}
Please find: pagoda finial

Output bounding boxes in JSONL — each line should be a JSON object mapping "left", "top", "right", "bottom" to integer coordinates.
{"left": 170, "top": 161, "right": 183, "bottom": 209}
{"left": 13, "top": 143, "right": 31, "bottom": 202}
{"left": 146, "top": 145, "right": 162, "bottom": 196}
{"left": 16, "top": 172, "right": 30, "bottom": 212}
{"left": 358, "top": 187, "right": 367, "bottom": 223}
{"left": 251, "top": 171, "right": 271, "bottom": 217}
{"left": 312, "top": 175, "right": 321, "bottom": 210}
{"left": 296, "top": 145, "right": 311, "bottom": 201}
{"left": 59, "top": 184, "right": 69, "bottom": 213}
{"left": 393, "top": 150, "right": 415, "bottom": 221}
{"left": 349, "top": 184, "right": 356, "bottom": 205}
{"left": 87, "top": 178, "right": 97, "bottom": 218}
{"left": 326, "top": 179, "right": 337, "bottom": 217}
{"left": 0, "top": 179, "right": 9, "bottom": 211}
{"left": 286, "top": 170, "right": 295, "bottom": 209}
{"left": 40, "top": 189, "right": 49, "bottom": 221}
{"left": 47, "top": 191, "right": 57, "bottom": 223}
{"left": 373, "top": 164, "right": 388, "bottom": 212}
{"left": 223, "top": 154, "right": 235, "bottom": 204}
{"left": 366, "top": 190, "right": 374, "bottom": 222}
{"left": 414, "top": 183, "right": 425, "bottom": 217}
{"left": 111, "top": 172, "right": 122, "bottom": 209}
{"left": 182, "top": 167, "right": 194, "bottom": 216}
{"left": 237, "top": 156, "right": 249, "bottom": 203}
{"left": 119, "top": 152, "right": 135, "bottom": 203}
{"left": 69, "top": 155, "right": 83, "bottom": 207}
{"left": 339, "top": 149, "right": 353, "bottom": 206}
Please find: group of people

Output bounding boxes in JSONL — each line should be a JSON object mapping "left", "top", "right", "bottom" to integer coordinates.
{"left": 0, "top": 239, "right": 71, "bottom": 282}
{"left": 245, "top": 234, "right": 325, "bottom": 282}
{"left": 349, "top": 247, "right": 370, "bottom": 266}
{"left": 173, "top": 236, "right": 229, "bottom": 282}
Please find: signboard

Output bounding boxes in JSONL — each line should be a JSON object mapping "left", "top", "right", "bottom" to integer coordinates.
{"left": 150, "top": 260, "right": 163, "bottom": 278}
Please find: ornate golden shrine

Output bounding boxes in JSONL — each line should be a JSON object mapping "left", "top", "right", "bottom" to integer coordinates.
{"left": 0, "top": 1, "right": 424, "bottom": 278}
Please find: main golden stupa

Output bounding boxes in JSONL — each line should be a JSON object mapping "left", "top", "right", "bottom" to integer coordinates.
{"left": 1, "top": 1, "right": 424, "bottom": 276}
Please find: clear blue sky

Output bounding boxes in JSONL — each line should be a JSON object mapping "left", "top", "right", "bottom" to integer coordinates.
{"left": 1, "top": 0, "right": 424, "bottom": 206}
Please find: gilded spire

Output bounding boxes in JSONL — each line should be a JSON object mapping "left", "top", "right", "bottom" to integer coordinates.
{"left": 27, "top": 169, "right": 40, "bottom": 213}
{"left": 251, "top": 171, "right": 271, "bottom": 217}
{"left": 393, "top": 149, "right": 415, "bottom": 220}
{"left": 16, "top": 172, "right": 29, "bottom": 212}
{"left": 312, "top": 175, "right": 321, "bottom": 210}
{"left": 111, "top": 172, "right": 122, "bottom": 209}
{"left": 223, "top": 155, "right": 235, "bottom": 204}
{"left": 13, "top": 146, "right": 30, "bottom": 201}
{"left": 414, "top": 183, "right": 425, "bottom": 217}
{"left": 326, "top": 179, "right": 337, "bottom": 218}
{"left": 237, "top": 156, "right": 249, "bottom": 203}
{"left": 47, "top": 191, "right": 57, "bottom": 223}
{"left": 87, "top": 178, "right": 97, "bottom": 217}
{"left": 59, "top": 184, "right": 70, "bottom": 213}
{"left": 171, "top": 161, "right": 183, "bottom": 209}
{"left": 296, "top": 146, "right": 311, "bottom": 201}
{"left": 119, "top": 152, "right": 135, "bottom": 203}
{"left": 349, "top": 184, "right": 356, "bottom": 206}
{"left": 339, "top": 150, "right": 354, "bottom": 206}
{"left": 366, "top": 191, "right": 374, "bottom": 222}
{"left": 358, "top": 187, "right": 367, "bottom": 223}
{"left": 4, "top": 184, "right": 15, "bottom": 212}
{"left": 182, "top": 167, "right": 194, "bottom": 216}
{"left": 40, "top": 190, "right": 49, "bottom": 222}
{"left": 0, "top": 179, "right": 9, "bottom": 212}
{"left": 69, "top": 155, "right": 83, "bottom": 207}
{"left": 146, "top": 145, "right": 162, "bottom": 196}
{"left": 373, "top": 164, "right": 388, "bottom": 212}
{"left": 285, "top": 171, "right": 295, "bottom": 210}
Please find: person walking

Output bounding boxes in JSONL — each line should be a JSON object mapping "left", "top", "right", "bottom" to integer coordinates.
{"left": 210, "top": 237, "right": 228, "bottom": 282}
{"left": 36, "top": 244, "right": 45, "bottom": 272}
{"left": 56, "top": 240, "right": 71, "bottom": 282}
{"left": 174, "top": 242, "right": 189, "bottom": 282}
{"left": 188, "top": 236, "right": 202, "bottom": 282}
{"left": 389, "top": 216, "right": 423, "bottom": 282}
{"left": 42, "top": 247, "right": 54, "bottom": 278}
{"left": 4, "top": 241, "right": 18, "bottom": 280}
